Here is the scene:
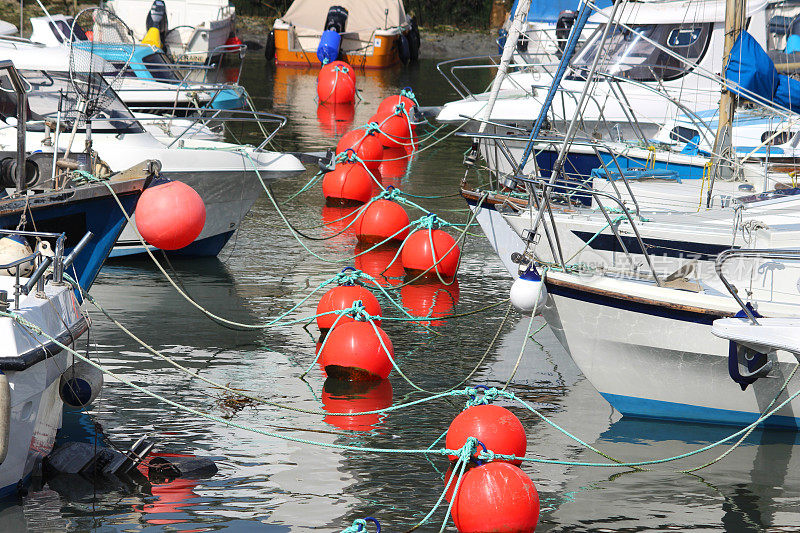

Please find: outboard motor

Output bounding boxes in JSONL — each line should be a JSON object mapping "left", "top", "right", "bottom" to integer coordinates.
{"left": 325, "top": 6, "right": 349, "bottom": 34}
{"left": 144, "top": 0, "right": 168, "bottom": 48}
{"left": 317, "top": 6, "right": 349, "bottom": 64}
{"left": 555, "top": 10, "right": 578, "bottom": 58}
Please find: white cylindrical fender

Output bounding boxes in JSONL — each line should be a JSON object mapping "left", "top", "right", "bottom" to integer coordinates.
{"left": 59, "top": 362, "right": 104, "bottom": 409}
{"left": 0, "top": 371, "right": 10, "bottom": 464}
{"left": 510, "top": 266, "right": 547, "bottom": 316}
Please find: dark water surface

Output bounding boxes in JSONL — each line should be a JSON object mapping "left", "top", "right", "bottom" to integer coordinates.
{"left": 8, "top": 54, "right": 800, "bottom": 531}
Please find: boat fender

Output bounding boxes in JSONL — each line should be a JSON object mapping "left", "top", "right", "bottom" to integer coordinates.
{"left": 265, "top": 30, "right": 276, "bottom": 61}
{"left": 59, "top": 361, "right": 104, "bottom": 409}
{"left": 0, "top": 371, "right": 9, "bottom": 464}
{"left": 728, "top": 304, "right": 772, "bottom": 390}
{"left": 510, "top": 265, "right": 547, "bottom": 315}
{"left": 142, "top": 26, "right": 162, "bottom": 49}
{"left": 0, "top": 234, "right": 33, "bottom": 276}
{"left": 408, "top": 16, "right": 420, "bottom": 62}
{"left": 317, "top": 30, "right": 342, "bottom": 64}
{"left": 145, "top": 0, "right": 169, "bottom": 38}
{"left": 398, "top": 34, "right": 411, "bottom": 65}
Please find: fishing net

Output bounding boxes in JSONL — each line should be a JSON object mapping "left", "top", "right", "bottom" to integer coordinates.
{"left": 67, "top": 8, "right": 135, "bottom": 121}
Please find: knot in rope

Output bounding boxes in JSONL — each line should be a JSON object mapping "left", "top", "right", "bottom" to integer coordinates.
{"left": 464, "top": 385, "right": 500, "bottom": 407}
{"left": 415, "top": 213, "right": 438, "bottom": 230}
{"left": 478, "top": 449, "right": 496, "bottom": 464}
{"left": 378, "top": 186, "right": 399, "bottom": 201}
{"left": 400, "top": 87, "right": 417, "bottom": 104}
{"left": 365, "top": 121, "right": 381, "bottom": 134}
{"left": 336, "top": 267, "right": 364, "bottom": 286}
{"left": 341, "top": 517, "right": 380, "bottom": 533}
{"left": 392, "top": 102, "right": 407, "bottom": 116}
{"left": 335, "top": 149, "right": 360, "bottom": 164}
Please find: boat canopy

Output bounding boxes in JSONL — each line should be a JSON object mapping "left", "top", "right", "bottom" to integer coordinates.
{"left": 509, "top": 0, "right": 610, "bottom": 24}
{"left": 280, "top": 0, "right": 409, "bottom": 33}
{"left": 726, "top": 30, "right": 800, "bottom": 112}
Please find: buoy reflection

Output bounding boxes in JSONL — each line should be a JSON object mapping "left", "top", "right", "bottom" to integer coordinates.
{"left": 354, "top": 243, "right": 404, "bottom": 287}
{"left": 400, "top": 280, "right": 460, "bottom": 326}
{"left": 317, "top": 102, "right": 355, "bottom": 138}
{"left": 322, "top": 377, "right": 393, "bottom": 431}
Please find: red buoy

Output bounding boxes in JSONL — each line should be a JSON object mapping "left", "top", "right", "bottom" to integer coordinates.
{"left": 401, "top": 229, "right": 460, "bottom": 281}
{"left": 322, "top": 163, "right": 374, "bottom": 206}
{"left": 355, "top": 199, "right": 410, "bottom": 244}
{"left": 135, "top": 181, "right": 206, "bottom": 250}
{"left": 316, "top": 285, "right": 382, "bottom": 332}
{"left": 451, "top": 462, "right": 540, "bottom": 533}
{"left": 445, "top": 404, "right": 527, "bottom": 465}
{"left": 317, "top": 102, "right": 355, "bottom": 138}
{"left": 400, "top": 280, "right": 459, "bottom": 326}
{"left": 317, "top": 64, "right": 356, "bottom": 104}
{"left": 376, "top": 95, "right": 416, "bottom": 122}
{"left": 354, "top": 243, "right": 404, "bottom": 287}
{"left": 319, "top": 321, "right": 394, "bottom": 381}
{"left": 322, "top": 60, "right": 357, "bottom": 86}
{"left": 336, "top": 128, "right": 384, "bottom": 170}
{"left": 376, "top": 113, "right": 413, "bottom": 148}
{"left": 322, "top": 378, "right": 393, "bottom": 431}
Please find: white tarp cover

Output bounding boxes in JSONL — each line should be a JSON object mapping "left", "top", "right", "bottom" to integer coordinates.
{"left": 281, "top": 0, "right": 408, "bottom": 33}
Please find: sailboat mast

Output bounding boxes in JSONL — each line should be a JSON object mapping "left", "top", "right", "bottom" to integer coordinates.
{"left": 707, "top": 0, "right": 746, "bottom": 207}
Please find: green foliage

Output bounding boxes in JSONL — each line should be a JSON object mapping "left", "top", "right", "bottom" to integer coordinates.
{"left": 230, "top": 0, "right": 496, "bottom": 29}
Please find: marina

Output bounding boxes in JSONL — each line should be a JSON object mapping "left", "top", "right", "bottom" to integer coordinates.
{"left": 0, "top": 0, "right": 798, "bottom": 530}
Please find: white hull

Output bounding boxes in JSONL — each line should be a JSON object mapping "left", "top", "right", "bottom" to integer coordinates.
{"left": 542, "top": 270, "right": 800, "bottom": 427}
{"left": 0, "top": 277, "right": 87, "bottom": 496}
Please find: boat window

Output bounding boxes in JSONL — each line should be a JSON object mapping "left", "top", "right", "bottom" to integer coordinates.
{"left": 669, "top": 125, "right": 699, "bottom": 143}
{"left": 142, "top": 53, "right": 179, "bottom": 81}
{"left": 48, "top": 19, "right": 88, "bottom": 43}
{"left": 109, "top": 61, "right": 137, "bottom": 77}
{"left": 0, "top": 70, "right": 143, "bottom": 134}
{"left": 571, "top": 23, "right": 712, "bottom": 82}
{"left": 761, "top": 130, "right": 795, "bottom": 145}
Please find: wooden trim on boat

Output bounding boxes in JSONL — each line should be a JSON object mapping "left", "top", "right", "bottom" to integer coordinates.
{"left": 545, "top": 275, "right": 736, "bottom": 318}
{"left": 460, "top": 187, "right": 529, "bottom": 209}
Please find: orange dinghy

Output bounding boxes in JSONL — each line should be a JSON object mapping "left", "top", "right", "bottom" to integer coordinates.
{"left": 269, "top": 0, "right": 419, "bottom": 69}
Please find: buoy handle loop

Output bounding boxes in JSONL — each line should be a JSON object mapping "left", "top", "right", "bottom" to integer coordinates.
{"left": 474, "top": 440, "right": 489, "bottom": 466}
{"left": 400, "top": 87, "right": 417, "bottom": 104}
{"left": 465, "top": 385, "right": 500, "bottom": 407}
{"left": 342, "top": 517, "right": 380, "bottom": 533}
{"left": 336, "top": 267, "right": 363, "bottom": 286}
{"left": 365, "top": 517, "right": 381, "bottom": 532}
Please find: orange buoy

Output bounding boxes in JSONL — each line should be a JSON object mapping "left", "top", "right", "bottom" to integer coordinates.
{"left": 354, "top": 243, "right": 404, "bottom": 287}
{"left": 445, "top": 404, "right": 526, "bottom": 465}
{"left": 135, "top": 181, "right": 206, "bottom": 250}
{"left": 376, "top": 113, "right": 413, "bottom": 149}
{"left": 317, "top": 64, "right": 356, "bottom": 104}
{"left": 336, "top": 128, "right": 384, "bottom": 170}
{"left": 322, "top": 162, "right": 374, "bottom": 206}
{"left": 400, "top": 280, "right": 459, "bottom": 327}
{"left": 319, "top": 321, "right": 394, "bottom": 381}
{"left": 355, "top": 198, "right": 410, "bottom": 244}
{"left": 322, "top": 60, "right": 357, "bottom": 86}
{"left": 317, "top": 102, "right": 355, "bottom": 138}
{"left": 376, "top": 95, "right": 416, "bottom": 122}
{"left": 322, "top": 378, "right": 393, "bottom": 431}
{"left": 401, "top": 229, "right": 460, "bottom": 281}
{"left": 451, "top": 462, "right": 540, "bottom": 533}
{"left": 316, "top": 285, "right": 382, "bottom": 332}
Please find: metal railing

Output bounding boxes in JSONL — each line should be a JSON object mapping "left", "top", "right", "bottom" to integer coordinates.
{"left": 0, "top": 230, "right": 93, "bottom": 311}
{"left": 715, "top": 249, "right": 800, "bottom": 325}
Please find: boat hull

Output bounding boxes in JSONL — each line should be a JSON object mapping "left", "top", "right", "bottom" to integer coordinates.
{"left": 543, "top": 274, "right": 800, "bottom": 428}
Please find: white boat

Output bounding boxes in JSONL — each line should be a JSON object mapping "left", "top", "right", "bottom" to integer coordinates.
{"left": 437, "top": 0, "right": 784, "bottom": 134}
{"left": 0, "top": 60, "right": 304, "bottom": 257}
{"left": 106, "top": 0, "right": 237, "bottom": 61}
{"left": 0, "top": 229, "right": 99, "bottom": 497}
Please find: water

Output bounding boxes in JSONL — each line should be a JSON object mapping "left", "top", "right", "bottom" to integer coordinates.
{"left": 8, "top": 54, "right": 800, "bottom": 531}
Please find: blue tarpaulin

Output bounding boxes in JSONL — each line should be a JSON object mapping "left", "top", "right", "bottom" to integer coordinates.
{"left": 509, "top": 0, "right": 610, "bottom": 24}
{"left": 725, "top": 31, "right": 800, "bottom": 112}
